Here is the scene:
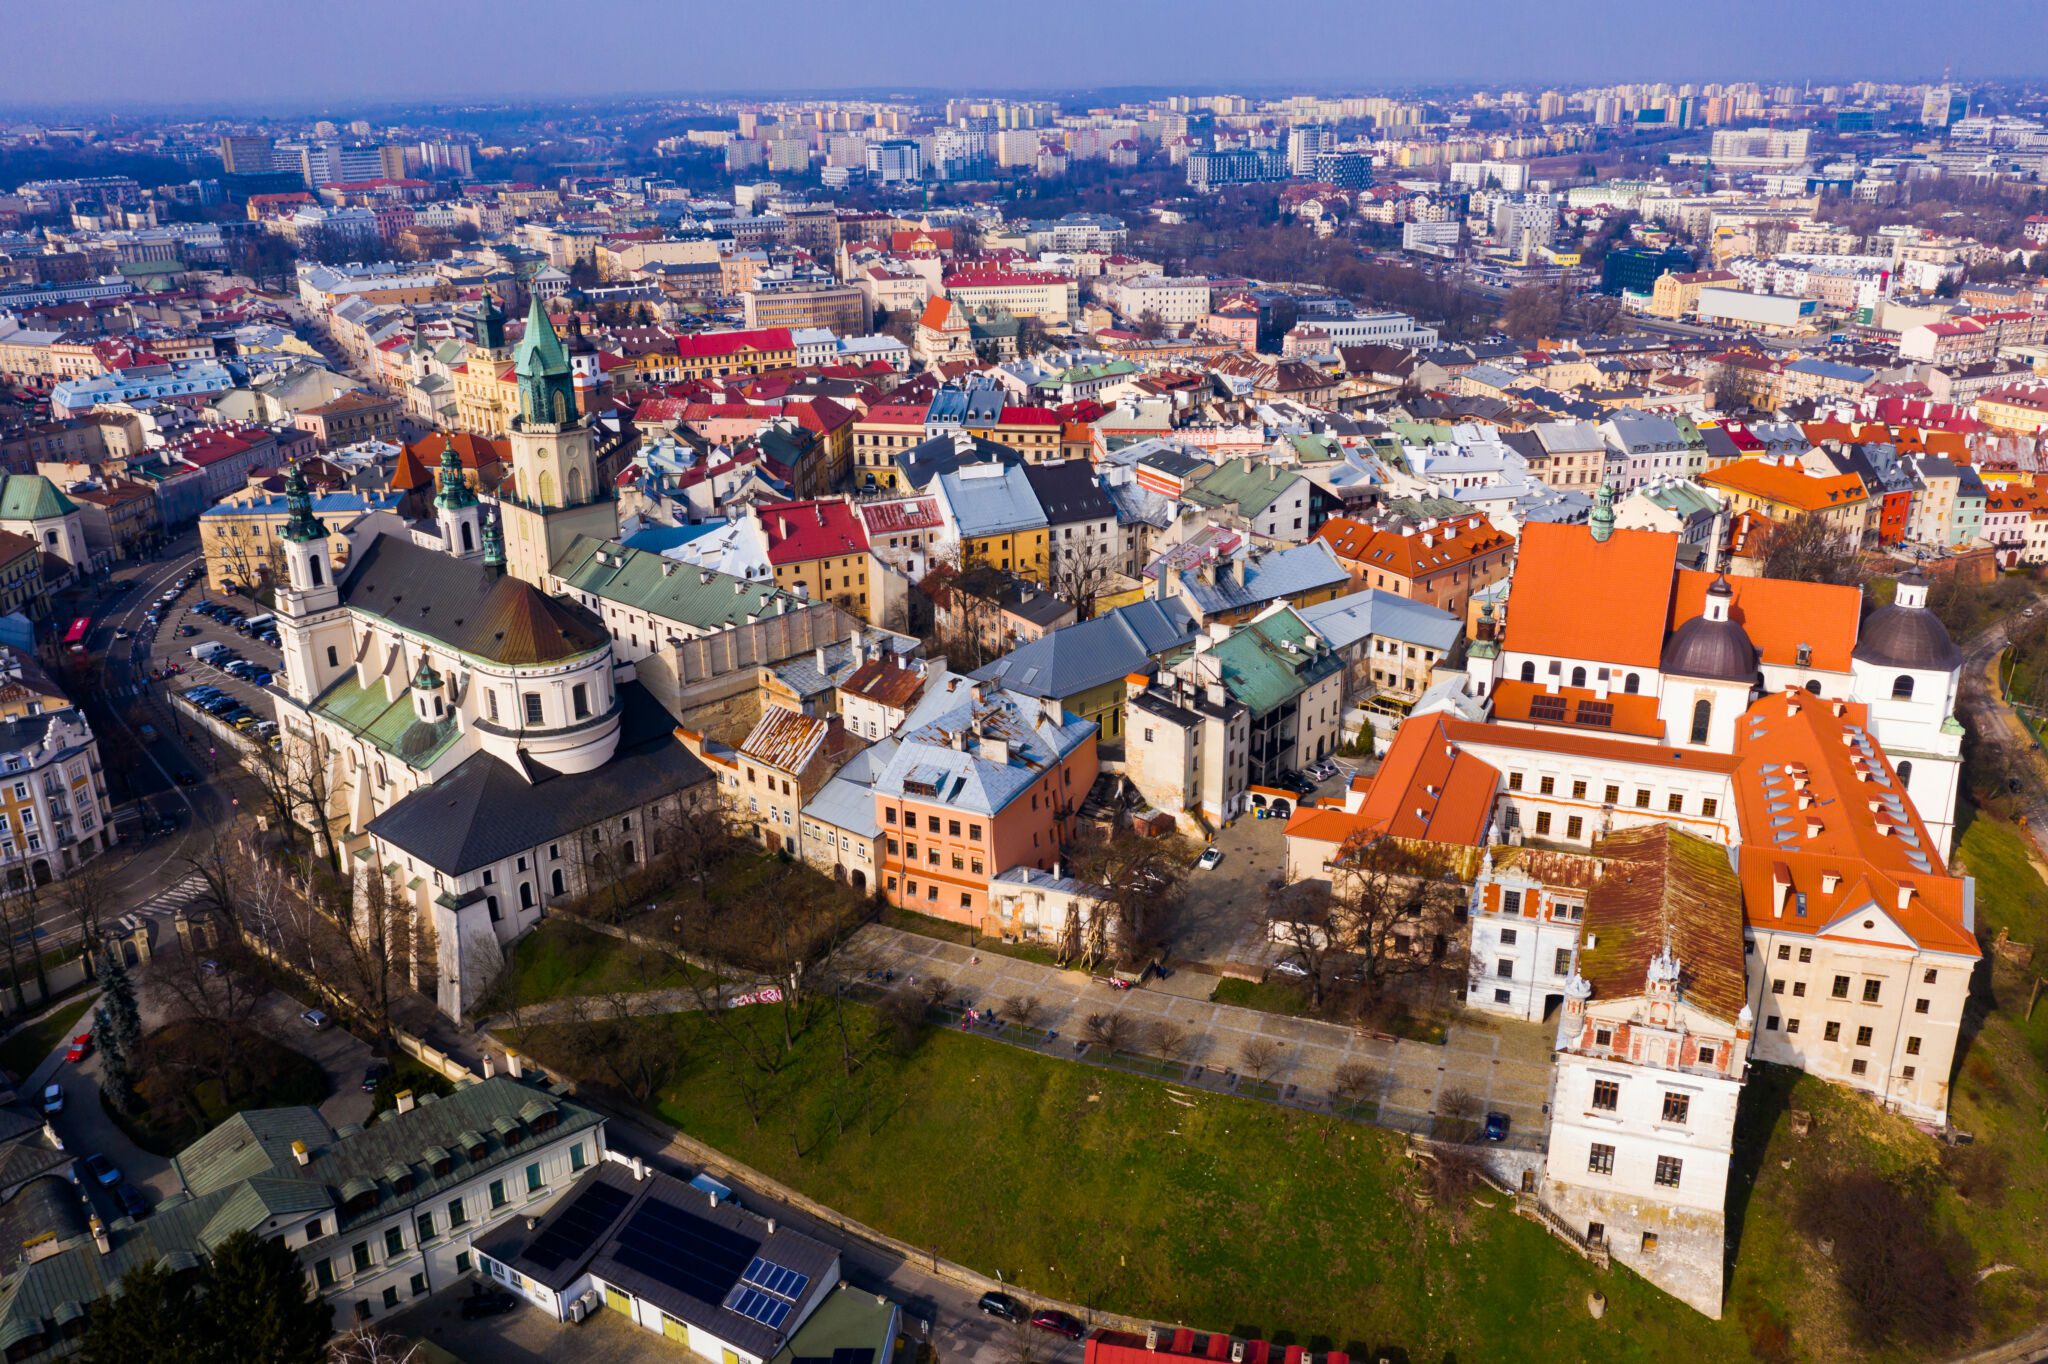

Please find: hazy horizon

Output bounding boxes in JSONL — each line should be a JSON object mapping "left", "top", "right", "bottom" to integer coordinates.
{"left": 0, "top": 0, "right": 2040, "bottom": 114}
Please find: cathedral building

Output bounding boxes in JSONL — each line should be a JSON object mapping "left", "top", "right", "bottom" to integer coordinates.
{"left": 273, "top": 301, "right": 718, "bottom": 1021}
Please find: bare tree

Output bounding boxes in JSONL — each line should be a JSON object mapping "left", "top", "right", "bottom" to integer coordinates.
{"left": 1068, "top": 826, "right": 1195, "bottom": 970}
{"left": 1266, "top": 880, "right": 1336, "bottom": 1010}
{"left": 1333, "top": 1060, "right": 1383, "bottom": 1110}
{"left": 1326, "top": 834, "right": 1461, "bottom": 1012}
{"left": 1045, "top": 534, "right": 1123, "bottom": 617}
{"left": 1239, "top": 1036, "right": 1285, "bottom": 1085}
{"left": 1004, "top": 993, "right": 1044, "bottom": 1029}
{"left": 57, "top": 860, "right": 118, "bottom": 980}
{"left": 328, "top": 1323, "right": 422, "bottom": 1364}
{"left": 1080, "top": 1010, "right": 1138, "bottom": 1054}
{"left": 1758, "top": 513, "right": 1867, "bottom": 588}
{"left": 1436, "top": 1086, "right": 1481, "bottom": 1142}
{"left": 1150, "top": 1018, "right": 1196, "bottom": 1064}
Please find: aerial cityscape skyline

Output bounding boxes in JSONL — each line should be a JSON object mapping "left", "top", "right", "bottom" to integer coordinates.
{"left": 3, "top": 1, "right": 2046, "bottom": 108}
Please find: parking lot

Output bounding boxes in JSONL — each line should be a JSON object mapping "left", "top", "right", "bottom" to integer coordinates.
{"left": 154, "top": 587, "right": 284, "bottom": 754}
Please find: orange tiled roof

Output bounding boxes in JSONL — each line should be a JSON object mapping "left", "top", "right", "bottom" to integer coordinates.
{"left": 1730, "top": 689, "right": 1976, "bottom": 957}
{"left": 1667, "top": 568, "right": 1860, "bottom": 674}
{"left": 1312, "top": 514, "right": 1510, "bottom": 580}
{"left": 1289, "top": 713, "right": 1499, "bottom": 847}
{"left": 1702, "top": 457, "right": 1867, "bottom": 513}
{"left": 1500, "top": 522, "right": 1680, "bottom": 669}
{"left": 1489, "top": 680, "right": 1665, "bottom": 739}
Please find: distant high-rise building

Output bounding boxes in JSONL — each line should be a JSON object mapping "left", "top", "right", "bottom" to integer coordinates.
{"left": 1288, "top": 125, "right": 1336, "bottom": 176}
{"left": 218, "top": 135, "right": 274, "bottom": 175}
{"left": 1921, "top": 86, "right": 1969, "bottom": 127}
{"left": 865, "top": 139, "right": 923, "bottom": 184}
{"left": 1186, "top": 147, "right": 1286, "bottom": 192}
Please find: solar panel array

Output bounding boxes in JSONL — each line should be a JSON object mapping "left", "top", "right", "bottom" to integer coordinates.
{"left": 727, "top": 1287, "right": 793, "bottom": 1329}
{"left": 524, "top": 1181, "right": 632, "bottom": 1273}
{"left": 609, "top": 1197, "right": 758, "bottom": 1306}
{"left": 741, "top": 1256, "right": 810, "bottom": 1301}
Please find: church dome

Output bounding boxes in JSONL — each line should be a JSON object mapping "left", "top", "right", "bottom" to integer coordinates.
{"left": 1855, "top": 602, "right": 1961, "bottom": 671}
{"left": 1660, "top": 577, "right": 1758, "bottom": 682}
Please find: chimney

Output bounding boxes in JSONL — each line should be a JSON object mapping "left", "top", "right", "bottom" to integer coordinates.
{"left": 1146, "top": 1329, "right": 1160, "bottom": 1351}
{"left": 526, "top": 1216, "right": 539, "bottom": 1231}
{"left": 735, "top": 579, "right": 746, "bottom": 594}
{"left": 1897, "top": 882, "right": 1915, "bottom": 911}
{"left": 766, "top": 1217, "right": 777, "bottom": 1234}
{"left": 661, "top": 561, "right": 676, "bottom": 577}
{"left": 632, "top": 1156, "right": 646, "bottom": 1182}
{"left": 1771, "top": 863, "right": 1792, "bottom": 918}
{"left": 482, "top": 1054, "right": 496, "bottom": 1078}
{"left": 1231, "top": 1344, "right": 1246, "bottom": 1364}
{"left": 292, "top": 1140, "right": 310, "bottom": 1166}
{"left": 507, "top": 1053, "right": 523, "bottom": 1079}
{"left": 708, "top": 1189, "right": 722, "bottom": 1208}
{"left": 395, "top": 1090, "right": 416, "bottom": 1115}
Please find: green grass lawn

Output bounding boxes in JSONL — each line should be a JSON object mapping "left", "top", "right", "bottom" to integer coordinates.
{"left": 881, "top": 906, "right": 1068, "bottom": 969}
{"left": 0, "top": 997, "right": 91, "bottom": 1081}
{"left": 1209, "top": 976, "right": 1310, "bottom": 1016}
{"left": 489, "top": 918, "right": 701, "bottom": 1011}
{"left": 519, "top": 1003, "right": 1749, "bottom": 1363}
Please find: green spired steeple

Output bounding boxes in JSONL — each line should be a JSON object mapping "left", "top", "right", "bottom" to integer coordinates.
{"left": 513, "top": 293, "right": 577, "bottom": 428}
{"left": 434, "top": 441, "right": 478, "bottom": 511}
{"left": 476, "top": 289, "right": 505, "bottom": 351}
{"left": 481, "top": 510, "right": 505, "bottom": 573}
{"left": 1589, "top": 482, "right": 1615, "bottom": 543}
{"left": 280, "top": 463, "right": 326, "bottom": 544}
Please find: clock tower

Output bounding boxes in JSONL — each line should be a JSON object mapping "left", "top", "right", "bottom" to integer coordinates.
{"left": 500, "top": 295, "right": 616, "bottom": 588}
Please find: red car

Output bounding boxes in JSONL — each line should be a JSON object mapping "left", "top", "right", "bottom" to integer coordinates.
{"left": 64, "top": 1034, "right": 91, "bottom": 1063}
{"left": 1031, "top": 1310, "right": 1084, "bottom": 1340}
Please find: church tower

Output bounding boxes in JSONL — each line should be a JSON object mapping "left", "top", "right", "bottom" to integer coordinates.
{"left": 500, "top": 295, "right": 617, "bottom": 588}
{"left": 434, "top": 440, "right": 483, "bottom": 560}
{"left": 275, "top": 463, "right": 352, "bottom": 705}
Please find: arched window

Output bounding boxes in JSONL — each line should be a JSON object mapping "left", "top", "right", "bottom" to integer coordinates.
{"left": 518, "top": 882, "right": 534, "bottom": 910}
{"left": 538, "top": 471, "right": 556, "bottom": 505}
{"left": 567, "top": 467, "right": 585, "bottom": 504}
{"left": 1897, "top": 760, "right": 1913, "bottom": 786}
{"left": 1892, "top": 674, "right": 1914, "bottom": 700}
{"left": 460, "top": 522, "right": 474, "bottom": 553}
{"left": 1570, "top": 666, "right": 1587, "bottom": 689}
{"left": 1805, "top": 679, "right": 1821, "bottom": 695}
{"left": 550, "top": 868, "right": 565, "bottom": 896}
{"left": 1690, "top": 698, "right": 1712, "bottom": 745}
{"left": 1519, "top": 661, "right": 1536, "bottom": 683}
{"left": 1623, "top": 673, "right": 1640, "bottom": 694}
{"left": 308, "top": 556, "right": 324, "bottom": 588}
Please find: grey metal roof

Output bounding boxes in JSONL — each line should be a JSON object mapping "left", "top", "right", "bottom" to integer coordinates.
{"left": 365, "top": 682, "right": 711, "bottom": 876}
{"left": 1177, "top": 540, "right": 1348, "bottom": 615}
{"left": 872, "top": 678, "right": 1094, "bottom": 818}
{"left": 803, "top": 740, "right": 898, "bottom": 838}
{"left": 1021, "top": 461, "right": 1116, "bottom": 526}
{"left": 1299, "top": 589, "right": 1461, "bottom": 654}
{"left": 971, "top": 599, "right": 1196, "bottom": 700}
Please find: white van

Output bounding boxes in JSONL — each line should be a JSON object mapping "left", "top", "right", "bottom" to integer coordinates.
{"left": 189, "top": 641, "right": 227, "bottom": 662}
{"left": 241, "top": 614, "right": 276, "bottom": 632}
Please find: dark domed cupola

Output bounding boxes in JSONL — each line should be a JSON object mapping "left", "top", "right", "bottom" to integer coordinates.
{"left": 1660, "top": 575, "right": 1759, "bottom": 682}
{"left": 1853, "top": 571, "right": 1961, "bottom": 671}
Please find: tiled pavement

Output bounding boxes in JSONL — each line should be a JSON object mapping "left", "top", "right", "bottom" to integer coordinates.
{"left": 849, "top": 924, "right": 1557, "bottom": 1148}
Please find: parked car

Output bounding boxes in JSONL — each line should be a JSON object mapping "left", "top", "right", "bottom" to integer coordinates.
{"left": 977, "top": 1292, "right": 1023, "bottom": 1322}
{"left": 459, "top": 1288, "right": 517, "bottom": 1320}
{"left": 1031, "top": 1310, "right": 1084, "bottom": 1340}
{"left": 114, "top": 1182, "right": 150, "bottom": 1220}
{"left": 299, "top": 1009, "right": 329, "bottom": 1030}
{"left": 1483, "top": 1112, "right": 1510, "bottom": 1142}
{"left": 81, "top": 1153, "right": 119, "bottom": 1187}
{"left": 112, "top": 627, "right": 130, "bottom": 640}
{"left": 1270, "top": 958, "right": 1309, "bottom": 978}
{"left": 64, "top": 1033, "right": 91, "bottom": 1062}
{"left": 362, "top": 1061, "right": 390, "bottom": 1093}
{"left": 177, "top": 625, "right": 198, "bottom": 637}
{"left": 1196, "top": 846, "right": 1224, "bottom": 871}
{"left": 40, "top": 1084, "right": 61, "bottom": 1115}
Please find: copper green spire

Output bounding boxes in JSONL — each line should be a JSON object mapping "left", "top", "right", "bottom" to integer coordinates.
{"left": 476, "top": 289, "right": 505, "bottom": 351}
{"left": 1589, "top": 482, "right": 1615, "bottom": 543}
{"left": 434, "top": 440, "right": 478, "bottom": 511}
{"left": 513, "top": 293, "right": 577, "bottom": 428}
{"left": 481, "top": 509, "right": 505, "bottom": 573}
{"left": 280, "top": 463, "right": 326, "bottom": 544}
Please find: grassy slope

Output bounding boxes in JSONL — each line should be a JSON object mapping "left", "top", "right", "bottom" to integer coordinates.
{"left": 523, "top": 1006, "right": 1744, "bottom": 1363}
{"left": 0, "top": 997, "right": 91, "bottom": 1081}
{"left": 491, "top": 919, "right": 698, "bottom": 1010}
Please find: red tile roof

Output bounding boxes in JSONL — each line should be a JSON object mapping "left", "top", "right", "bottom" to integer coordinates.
{"left": 760, "top": 499, "right": 869, "bottom": 563}
{"left": 1501, "top": 522, "right": 1680, "bottom": 670}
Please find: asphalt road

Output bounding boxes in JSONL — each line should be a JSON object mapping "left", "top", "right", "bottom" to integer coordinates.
{"left": 1958, "top": 592, "right": 2048, "bottom": 835}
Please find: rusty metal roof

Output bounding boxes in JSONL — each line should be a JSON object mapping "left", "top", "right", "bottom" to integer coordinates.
{"left": 1578, "top": 825, "right": 1748, "bottom": 1025}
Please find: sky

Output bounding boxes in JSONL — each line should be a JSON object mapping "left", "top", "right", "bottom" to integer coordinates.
{"left": 1, "top": 0, "right": 2040, "bottom": 111}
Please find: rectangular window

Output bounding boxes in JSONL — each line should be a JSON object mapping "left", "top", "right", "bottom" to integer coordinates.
{"left": 526, "top": 1162, "right": 543, "bottom": 1194}
{"left": 1534, "top": 811, "right": 1552, "bottom": 835}
{"left": 1499, "top": 928, "right": 1518, "bottom": 945}
{"left": 1766, "top": 1015, "right": 1780, "bottom": 1030}
{"left": 572, "top": 683, "right": 590, "bottom": 719}
{"left": 305, "top": 1218, "right": 323, "bottom": 1241}
{"left": 352, "top": 1242, "right": 372, "bottom": 1274}
{"left": 489, "top": 1179, "right": 507, "bottom": 1210}
{"left": 570, "top": 1142, "right": 587, "bottom": 1171}
{"left": 1831, "top": 975, "right": 1850, "bottom": 999}
{"left": 1824, "top": 1021, "right": 1841, "bottom": 1042}
{"left": 1701, "top": 797, "right": 1719, "bottom": 818}
{"left": 1661, "top": 1092, "right": 1690, "bottom": 1124}
{"left": 456, "top": 1251, "right": 473, "bottom": 1275}
{"left": 486, "top": 690, "right": 500, "bottom": 723}
{"left": 1604, "top": 784, "right": 1620, "bottom": 804}
{"left": 1538, "top": 775, "right": 1555, "bottom": 796}
{"left": 1566, "top": 815, "right": 1583, "bottom": 840}
{"left": 415, "top": 1213, "right": 435, "bottom": 1245}
{"left": 1856, "top": 1025, "right": 1874, "bottom": 1046}
{"left": 315, "top": 1258, "right": 335, "bottom": 1289}
{"left": 410, "top": 1272, "right": 427, "bottom": 1298}
{"left": 1793, "top": 981, "right": 1806, "bottom": 996}
{"left": 1906, "top": 1035, "right": 1921, "bottom": 1055}
{"left": 1591, "top": 1079, "right": 1619, "bottom": 1111}
{"left": 1508, "top": 772, "right": 1524, "bottom": 792}
{"left": 1633, "top": 789, "right": 1651, "bottom": 809}
{"left": 382, "top": 1286, "right": 400, "bottom": 1310}
{"left": 1587, "top": 1143, "right": 1615, "bottom": 1175}
{"left": 1923, "top": 968, "right": 1938, "bottom": 985}
{"left": 1654, "top": 1156, "right": 1683, "bottom": 1188}
{"left": 1799, "top": 947, "right": 1813, "bottom": 963}
{"left": 1786, "top": 1018, "right": 1800, "bottom": 1034}
{"left": 1502, "top": 890, "right": 1522, "bottom": 913}
{"left": 1496, "top": 959, "right": 1513, "bottom": 979}
{"left": 1771, "top": 980, "right": 1784, "bottom": 995}
{"left": 1554, "top": 948, "right": 1572, "bottom": 975}
{"left": 523, "top": 692, "right": 543, "bottom": 724}
{"left": 1666, "top": 793, "right": 1684, "bottom": 814}
{"left": 384, "top": 1227, "right": 404, "bottom": 1258}
{"left": 1915, "top": 998, "right": 1930, "bottom": 1015}
{"left": 1571, "top": 780, "right": 1587, "bottom": 801}
{"left": 1862, "top": 979, "right": 1881, "bottom": 1004}
{"left": 1851, "top": 1058, "right": 1868, "bottom": 1076}
{"left": 1776, "top": 944, "right": 1791, "bottom": 960}
{"left": 447, "top": 1198, "right": 466, "bottom": 1229}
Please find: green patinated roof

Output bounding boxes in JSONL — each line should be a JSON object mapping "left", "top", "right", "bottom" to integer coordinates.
{"left": 0, "top": 476, "right": 75, "bottom": 523}
{"left": 1057, "top": 360, "right": 1136, "bottom": 384}
{"left": 1288, "top": 433, "right": 1343, "bottom": 463}
{"left": 1184, "top": 459, "right": 1305, "bottom": 518}
{"left": 1182, "top": 606, "right": 1341, "bottom": 717}
{"left": 310, "top": 672, "right": 464, "bottom": 771}
{"left": 554, "top": 535, "right": 798, "bottom": 632}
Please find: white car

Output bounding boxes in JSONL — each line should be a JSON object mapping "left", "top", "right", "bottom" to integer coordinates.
{"left": 1271, "top": 958, "right": 1309, "bottom": 978}
{"left": 40, "top": 1083, "right": 61, "bottom": 1116}
{"left": 1197, "top": 846, "right": 1224, "bottom": 871}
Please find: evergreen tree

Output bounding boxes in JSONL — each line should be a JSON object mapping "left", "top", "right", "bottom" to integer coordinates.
{"left": 89, "top": 1005, "right": 136, "bottom": 1116}
{"left": 81, "top": 1231, "right": 328, "bottom": 1364}
{"left": 197, "top": 1229, "right": 331, "bottom": 1364}
{"left": 97, "top": 950, "right": 141, "bottom": 1053}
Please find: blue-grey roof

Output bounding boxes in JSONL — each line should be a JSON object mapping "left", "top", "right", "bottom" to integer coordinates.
{"left": 1784, "top": 357, "right": 1875, "bottom": 383}
{"left": 1300, "top": 588, "right": 1461, "bottom": 654}
{"left": 1176, "top": 539, "right": 1349, "bottom": 616}
{"left": 872, "top": 679, "right": 1095, "bottom": 818}
{"left": 1602, "top": 412, "right": 1687, "bottom": 453}
{"left": 803, "top": 739, "right": 898, "bottom": 838}
{"left": 939, "top": 464, "right": 1046, "bottom": 537}
{"left": 621, "top": 522, "right": 724, "bottom": 554}
{"left": 971, "top": 599, "right": 1197, "bottom": 699}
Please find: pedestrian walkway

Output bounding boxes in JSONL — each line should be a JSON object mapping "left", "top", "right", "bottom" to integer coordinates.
{"left": 853, "top": 924, "right": 1558, "bottom": 1147}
